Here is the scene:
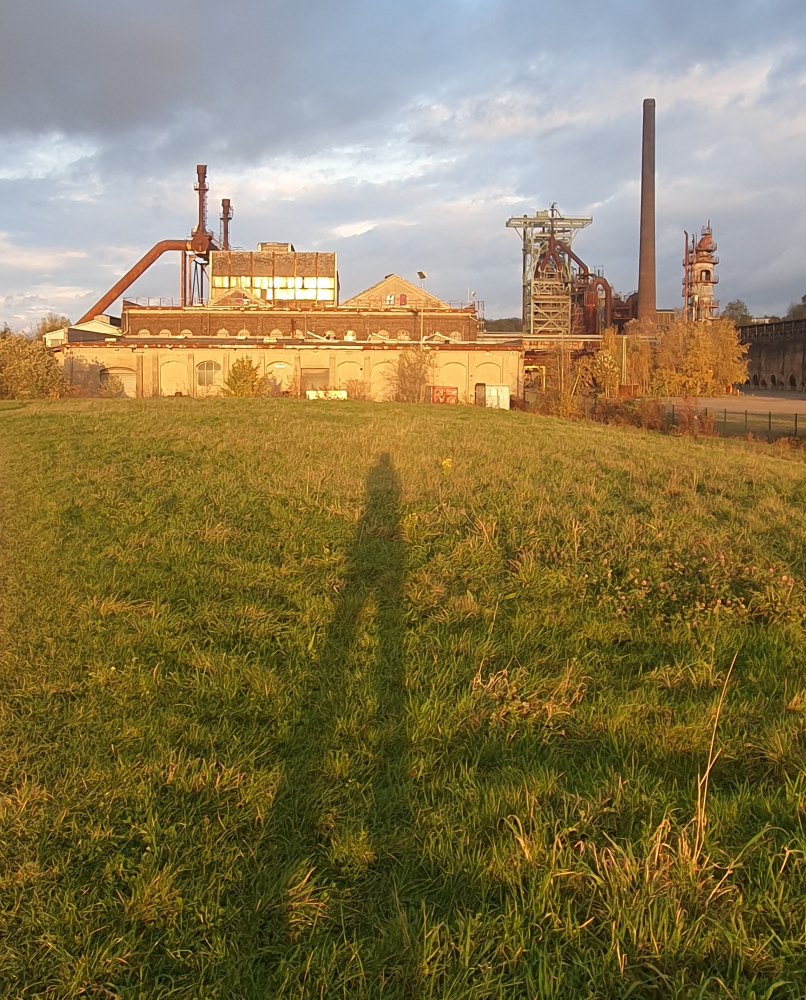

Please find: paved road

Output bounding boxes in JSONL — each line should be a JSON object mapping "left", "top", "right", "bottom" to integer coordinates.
{"left": 670, "top": 391, "right": 806, "bottom": 415}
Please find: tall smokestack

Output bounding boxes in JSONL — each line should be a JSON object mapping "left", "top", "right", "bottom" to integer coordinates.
{"left": 638, "top": 98, "right": 656, "bottom": 321}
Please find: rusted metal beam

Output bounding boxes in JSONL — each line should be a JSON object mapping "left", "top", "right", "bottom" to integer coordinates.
{"left": 77, "top": 240, "right": 191, "bottom": 324}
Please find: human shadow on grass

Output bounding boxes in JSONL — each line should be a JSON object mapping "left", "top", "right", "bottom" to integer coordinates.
{"left": 232, "top": 453, "right": 501, "bottom": 988}
{"left": 254, "top": 455, "right": 415, "bottom": 920}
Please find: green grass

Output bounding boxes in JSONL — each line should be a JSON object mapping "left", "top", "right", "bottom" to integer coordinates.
{"left": 1, "top": 398, "right": 805, "bottom": 999}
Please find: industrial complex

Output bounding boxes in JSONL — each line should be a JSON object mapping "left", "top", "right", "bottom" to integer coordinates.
{"left": 47, "top": 101, "right": 806, "bottom": 398}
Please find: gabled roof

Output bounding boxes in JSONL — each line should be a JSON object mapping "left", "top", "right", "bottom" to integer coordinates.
{"left": 342, "top": 273, "right": 450, "bottom": 309}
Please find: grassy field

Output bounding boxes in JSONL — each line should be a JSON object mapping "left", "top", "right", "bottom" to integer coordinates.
{"left": 1, "top": 398, "right": 805, "bottom": 999}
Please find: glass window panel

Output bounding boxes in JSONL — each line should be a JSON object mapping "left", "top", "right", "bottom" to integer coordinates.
{"left": 196, "top": 360, "right": 222, "bottom": 386}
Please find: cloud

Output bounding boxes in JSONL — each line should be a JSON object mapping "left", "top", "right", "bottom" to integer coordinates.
{"left": 2, "top": 0, "right": 806, "bottom": 323}
{"left": 0, "top": 233, "right": 88, "bottom": 272}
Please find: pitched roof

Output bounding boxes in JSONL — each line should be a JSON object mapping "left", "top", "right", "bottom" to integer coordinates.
{"left": 342, "top": 273, "right": 450, "bottom": 309}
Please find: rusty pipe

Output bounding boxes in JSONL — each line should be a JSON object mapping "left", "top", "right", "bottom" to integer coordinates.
{"left": 77, "top": 239, "right": 191, "bottom": 324}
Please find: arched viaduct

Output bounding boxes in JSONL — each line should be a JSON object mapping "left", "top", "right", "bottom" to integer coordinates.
{"left": 739, "top": 320, "right": 806, "bottom": 391}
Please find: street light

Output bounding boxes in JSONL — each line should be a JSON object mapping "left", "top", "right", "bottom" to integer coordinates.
{"left": 416, "top": 271, "right": 427, "bottom": 341}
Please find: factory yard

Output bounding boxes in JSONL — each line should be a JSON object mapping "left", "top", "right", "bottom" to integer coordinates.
{"left": 663, "top": 390, "right": 806, "bottom": 441}
{"left": 688, "top": 389, "right": 806, "bottom": 413}
{"left": 1, "top": 399, "right": 805, "bottom": 998}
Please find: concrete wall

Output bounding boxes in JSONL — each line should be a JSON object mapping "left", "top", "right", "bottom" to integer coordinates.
{"left": 60, "top": 344, "right": 523, "bottom": 403}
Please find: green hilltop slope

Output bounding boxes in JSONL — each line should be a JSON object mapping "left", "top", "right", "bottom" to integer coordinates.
{"left": 1, "top": 399, "right": 805, "bottom": 998}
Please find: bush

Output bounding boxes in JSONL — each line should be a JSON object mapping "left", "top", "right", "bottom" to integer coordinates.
{"left": 0, "top": 333, "right": 67, "bottom": 399}
{"left": 223, "top": 357, "right": 269, "bottom": 398}
{"left": 389, "top": 350, "right": 436, "bottom": 403}
{"left": 344, "top": 379, "right": 371, "bottom": 401}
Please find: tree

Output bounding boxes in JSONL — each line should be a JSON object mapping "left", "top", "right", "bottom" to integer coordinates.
{"left": 484, "top": 317, "right": 522, "bottom": 332}
{"left": 223, "top": 356, "right": 268, "bottom": 397}
{"left": 626, "top": 335, "right": 655, "bottom": 393}
{"left": 389, "top": 349, "right": 436, "bottom": 402}
{"left": 652, "top": 318, "right": 748, "bottom": 396}
{"left": 722, "top": 300, "right": 752, "bottom": 326}
{"left": 591, "top": 350, "right": 620, "bottom": 398}
{"left": 0, "top": 334, "right": 68, "bottom": 398}
{"left": 31, "top": 312, "right": 71, "bottom": 340}
{"left": 785, "top": 294, "right": 806, "bottom": 321}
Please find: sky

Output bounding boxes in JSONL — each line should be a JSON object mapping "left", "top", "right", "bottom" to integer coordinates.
{"left": 1, "top": 0, "right": 805, "bottom": 329}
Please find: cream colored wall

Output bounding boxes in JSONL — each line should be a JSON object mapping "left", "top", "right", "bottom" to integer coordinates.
{"left": 60, "top": 345, "right": 522, "bottom": 402}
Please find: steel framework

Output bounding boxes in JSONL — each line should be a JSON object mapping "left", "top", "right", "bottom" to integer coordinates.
{"left": 506, "top": 205, "right": 593, "bottom": 339}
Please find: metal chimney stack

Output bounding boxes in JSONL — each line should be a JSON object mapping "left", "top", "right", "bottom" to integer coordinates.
{"left": 220, "top": 198, "right": 233, "bottom": 251}
{"left": 637, "top": 98, "right": 656, "bottom": 321}
{"left": 193, "top": 164, "right": 209, "bottom": 237}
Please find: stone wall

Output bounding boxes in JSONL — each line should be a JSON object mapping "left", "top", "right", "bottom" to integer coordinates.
{"left": 748, "top": 335, "right": 806, "bottom": 390}
{"left": 60, "top": 343, "right": 523, "bottom": 402}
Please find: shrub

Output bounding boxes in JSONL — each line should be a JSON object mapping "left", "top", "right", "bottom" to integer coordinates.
{"left": 389, "top": 350, "right": 436, "bottom": 403}
{"left": 344, "top": 379, "right": 371, "bottom": 401}
{"left": 223, "top": 357, "right": 269, "bottom": 398}
{"left": 0, "top": 333, "right": 67, "bottom": 399}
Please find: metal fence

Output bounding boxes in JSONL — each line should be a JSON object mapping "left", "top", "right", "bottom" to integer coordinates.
{"left": 666, "top": 404, "right": 805, "bottom": 440}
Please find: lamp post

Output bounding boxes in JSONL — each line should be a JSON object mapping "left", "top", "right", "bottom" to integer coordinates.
{"left": 417, "top": 271, "right": 427, "bottom": 342}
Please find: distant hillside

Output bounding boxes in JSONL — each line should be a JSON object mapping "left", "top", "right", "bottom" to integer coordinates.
{"left": 484, "top": 316, "right": 522, "bottom": 332}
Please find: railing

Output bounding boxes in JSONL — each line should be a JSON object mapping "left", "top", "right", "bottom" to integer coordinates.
{"left": 124, "top": 297, "right": 183, "bottom": 308}
{"left": 665, "top": 404, "right": 805, "bottom": 440}
{"left": 738, "top": 318, "right": 806, "bottom": 342}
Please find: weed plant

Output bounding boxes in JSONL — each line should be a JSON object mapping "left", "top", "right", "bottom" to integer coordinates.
{"left": 1, "top": 399, "right": 805, "bottom": 998}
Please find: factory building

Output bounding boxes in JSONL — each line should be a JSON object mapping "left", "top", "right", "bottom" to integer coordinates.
{"left": 51, "top": 222, "right": 520, "bottom": 401}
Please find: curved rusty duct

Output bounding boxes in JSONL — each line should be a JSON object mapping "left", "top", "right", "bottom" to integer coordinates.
{"left": 78, "top": 166, "right": 222, "bottom": 324}
{"left": 77, "top": 240, "right": 192, "bottom": 324}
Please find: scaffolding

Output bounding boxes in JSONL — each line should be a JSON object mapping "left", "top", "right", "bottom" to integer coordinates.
{"left": 506, "top": 204, "right": 593, "bottom": 339}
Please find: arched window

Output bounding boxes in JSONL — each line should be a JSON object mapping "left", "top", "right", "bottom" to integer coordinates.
{"left": 196, "top": 361, "right": 222, "bottom": 387}
{"left": 790, "top": 375, "right": 797, "bottom": 390}
{"left": 700, "top": 270, "right": 709, "bottom": 282}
